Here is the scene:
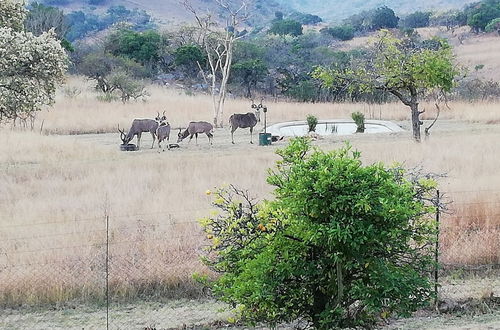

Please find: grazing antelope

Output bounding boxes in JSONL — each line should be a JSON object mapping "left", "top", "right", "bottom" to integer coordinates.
{"left": 228, "top": 101, "right": 261, "bottom": 144}
{"left": 156, "top": 121, "right": 171, "bottom": 152}
{"left": 119, "top": 112, "right": 166, "bottom": 149}
{"left": 177, "top": 121, "right": 214, "bottom": 145}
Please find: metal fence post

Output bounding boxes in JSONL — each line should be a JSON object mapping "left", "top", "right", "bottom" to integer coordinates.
{"left": 434, "top": 190, "right": 440, "bottom": 309}
{"left": 106, "top": 214, "right": 109, "bottom": 330}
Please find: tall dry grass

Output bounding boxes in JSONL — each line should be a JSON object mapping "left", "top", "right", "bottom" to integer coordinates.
{"left": 1, "top": 78, "right": 500, "bottom": 306}
{"left": 35, "top": 76, "right": 500, "bottom": 135}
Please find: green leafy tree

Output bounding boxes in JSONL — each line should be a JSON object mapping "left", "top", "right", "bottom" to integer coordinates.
{"left": 465, "top": 0, "right": 500, "bottom": 32}
{"left": 79, "top": 51, "right": 148, "bottom": 101}
{"left": 173, "top": 44, "right": 205, "bottom": 76}
{"left": 321, "top": 25, "right": 354, "bottom": 41}
{"left": 429, "top": 10, "right": 468, "bottom": 30}
{"left": 106, "top": 29, "right": 162, "bottom": 69}
{"left": 199, "top": 139, "right": 438, "bottom": 329}
{"left": 231, "top": 59, "right": 267, "bottom": 98}
{"left": 371, "top": 6, "right": 399, "bottom": 30}
{"left": 314, "top": 31, "right": 459, "bottom": 141}
{"left": 0, "top": 0, "right": 67, "bottom": 123}
{"left": 268, "top": 19, "right": 303, "bottom": 36}
{"left": 401, "top": 11, "right": 431, "bottom": 29}
{"left": 485, "top": 17, "right": 500, "bottom": 33}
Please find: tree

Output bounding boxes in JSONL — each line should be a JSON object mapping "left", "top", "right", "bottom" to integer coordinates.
{"left": 199, "top": 139, "right": 439, "bottom": 329}
{"left": 401, "top": 11, "right": 431, "bottom": 29}
{"left": 79, "top": 51, "right": 148, "bottom": 102}
{"left": 485, "top": 17, "right": 500, "bottom": 33}
{"left": 25, "top": 2, "right": 69, "bottom": 39}
{"left": 0, "top": 0, "right": 67, "bottom": 124}
{"left": 231, "top": 59, "right": 267, "bottom": 98}
{"left": 371, "top": 6, "right": 399, "bottom": 30}
{"left": 321, "top": 25, "right": 354, "bottom": 41}
{"left": 430, "top": 10, "right": 467, "bottom": 30}
{"left": 182, "top": 0, "right": 249, "bottom": 127}
{"left": 173, "top": 44, "right": 206, "bottom": 77}
{"left": 289, "top": 12, "right": 323, "bottom": 25}
{"left": 314, "top": 31, "right": 459, "bottom": 141}
{"left": 268, "top": 18, "right": 303, "bottom": 36}
{"left": 465, "top": 0, "right": 500, "bottom": 32}
{"left": 106, "top": 29, "right": 162, "bottom": 70}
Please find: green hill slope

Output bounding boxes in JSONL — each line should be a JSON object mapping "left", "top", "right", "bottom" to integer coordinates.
{"left": 275, "top": 0, "right": 477, "bottom": 22}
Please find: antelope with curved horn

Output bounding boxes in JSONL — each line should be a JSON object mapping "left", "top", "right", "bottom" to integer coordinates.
{"left": 177, "top": 121, "right": 214, "bottom": 145}
{"left": 119, "top": 113, "right": 166, "bottom": 149}
{"left": 228, "top": 100, "right": 262, "bottom": 144}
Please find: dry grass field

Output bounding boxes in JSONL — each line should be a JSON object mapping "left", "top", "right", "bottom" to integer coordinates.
{"left": 1, "top": 77, "right": 500, "bottom": 308}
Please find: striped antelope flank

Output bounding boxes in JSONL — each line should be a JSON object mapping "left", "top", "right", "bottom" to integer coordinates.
{"left": 228, "top": 101, "right": 261, "bottom": 144}
{"left": 177, "top": 121, "right": 214, "bottom": 145}
{"left": 156, "top": 120, "right": 171, "bottom": 152}
{"left": 118, "top": 112, "right": 166, "bottom": 149}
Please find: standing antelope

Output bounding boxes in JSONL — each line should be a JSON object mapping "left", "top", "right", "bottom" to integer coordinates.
{"left": 228, "top": 101, "right": 261, "bottom": 144}
{"left": 118, "top": 112, "right": 166, "bottom": 149}
{"left": 177, "top": 121, "right": 214, "bottom": 145}
{"left": 156, "top": 121, "right": 171, "bottom": 152}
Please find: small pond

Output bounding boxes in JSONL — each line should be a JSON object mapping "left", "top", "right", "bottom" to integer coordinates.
{"left": 266, "top": 120, "right": 404, "bottom": 137}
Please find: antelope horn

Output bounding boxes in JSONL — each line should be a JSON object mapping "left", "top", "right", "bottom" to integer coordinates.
{"left": 157, "top": 111, "right": 160, "bottom": 118}
{"left": 163, "top": 110, "right": 166, "bottom": 116}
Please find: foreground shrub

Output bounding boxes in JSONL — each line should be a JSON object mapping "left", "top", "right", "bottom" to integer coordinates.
{"left": 199, "top": 139, "right": 438, "bottom": 329}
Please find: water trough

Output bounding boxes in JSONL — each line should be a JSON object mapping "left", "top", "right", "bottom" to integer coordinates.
{"left": 266, "top": 119, "right": 404, "bottom": 137}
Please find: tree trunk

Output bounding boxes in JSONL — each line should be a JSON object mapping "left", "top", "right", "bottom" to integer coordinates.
{"left": 410, "top": 102, "right": 422, "bottom": 142}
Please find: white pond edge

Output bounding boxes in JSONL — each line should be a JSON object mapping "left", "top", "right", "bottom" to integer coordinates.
{"left": 264, "top": 119, "right": 405, "bottom": 137}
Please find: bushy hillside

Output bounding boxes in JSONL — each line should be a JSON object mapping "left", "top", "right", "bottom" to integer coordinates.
{"left": 35, "top": 0, "right": 288, "bottom": 26}
{"left": 275, "top": 0, "right": 478, "bottom": 22}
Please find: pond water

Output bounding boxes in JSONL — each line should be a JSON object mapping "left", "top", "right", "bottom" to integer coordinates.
{"left": 266, "top": 120, "right": 404, "bottom": 137}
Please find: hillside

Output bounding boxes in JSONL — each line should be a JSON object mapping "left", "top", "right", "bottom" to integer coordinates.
{"left": 38, "top": 0, "right": 479, "bottom": 25}
{"left": 36, "top": 0, "right": 288, "bottom": 26}
{"left": 274, "top": 0, "right": 478, "bottom": 22}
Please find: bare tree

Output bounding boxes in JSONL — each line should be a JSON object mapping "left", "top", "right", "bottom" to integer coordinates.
{"left": 181, "top": 0, "right": 249, "bottom": 128}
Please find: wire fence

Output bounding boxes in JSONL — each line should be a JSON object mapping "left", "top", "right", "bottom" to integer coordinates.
{"left": 1, "top": 195, "right": 499, "bottom": 329}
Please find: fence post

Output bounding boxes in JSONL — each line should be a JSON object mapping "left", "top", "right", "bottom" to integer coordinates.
{"left": 434, "top": 190, "right": 440, "bottom": 309}
{"left": 106, "top": 214, "right": 109, "bottom": 330}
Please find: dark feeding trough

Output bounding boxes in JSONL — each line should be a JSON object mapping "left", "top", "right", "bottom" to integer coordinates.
{"left": 120, "top": 143, "right": 138, "bottom": 151}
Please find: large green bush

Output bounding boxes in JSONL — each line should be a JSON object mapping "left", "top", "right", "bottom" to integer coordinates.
{"left": 199, "top": 139, "right": 438, "bottom": 329}
{"left": 268, "top": 19, "right": 303, "bottom": 36}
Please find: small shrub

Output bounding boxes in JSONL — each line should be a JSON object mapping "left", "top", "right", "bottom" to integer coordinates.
{"left": 306, "top": 115, "right": 318, "bottom": 132}
{"left": 352, "top": 111, "right": 365, "bottom": 133}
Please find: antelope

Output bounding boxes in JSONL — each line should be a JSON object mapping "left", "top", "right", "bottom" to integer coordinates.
{"left": 118, "top": 112, "right": 166, "bottom": 149}
{"left": 156, "top": 121, "right": 171, "bottom": 152}
{"left": 177, "top": 121, "right": 214, "bottom": 145}
{"left": 228, "top": 101, "right": 262, "bottom": 144}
